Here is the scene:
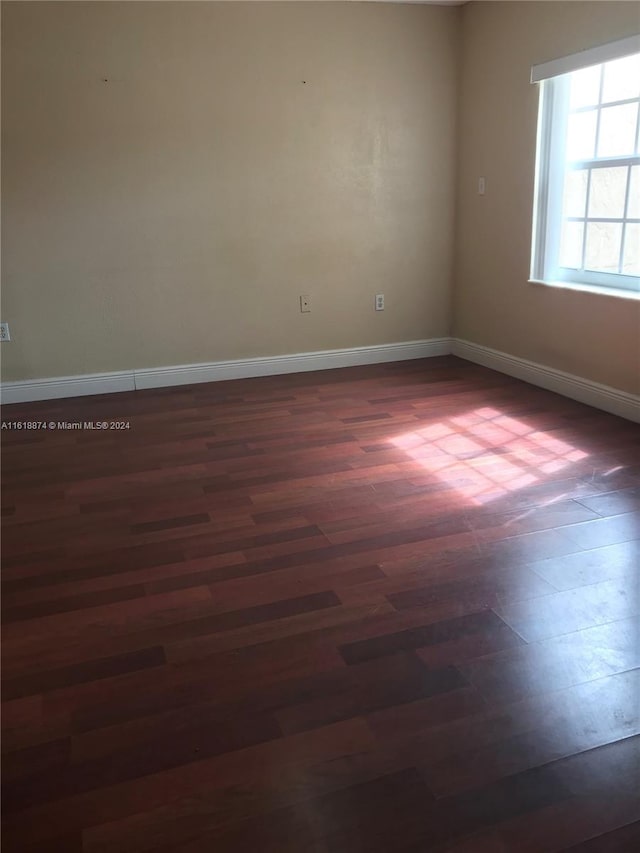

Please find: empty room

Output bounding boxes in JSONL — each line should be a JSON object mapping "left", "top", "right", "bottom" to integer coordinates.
{"left": 2, "top": 0, "right": 640, "bottom": 850}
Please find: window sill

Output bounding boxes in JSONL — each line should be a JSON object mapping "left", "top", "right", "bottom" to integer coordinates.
{"left": 528, "top": 278, "right": 640, "bottom": 302}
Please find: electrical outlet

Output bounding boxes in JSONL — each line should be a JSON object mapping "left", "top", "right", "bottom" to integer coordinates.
{"left": 478, "top": 177, "right": 486, "bottom": 195}
{"left": 0, "top": 323, "right": 10, "bottom": 342}
{"left": 375, "top": 294, "right": 384, "bottom": 311}
{"left": 300, "top": 295, "right": 311, "bottom": 313}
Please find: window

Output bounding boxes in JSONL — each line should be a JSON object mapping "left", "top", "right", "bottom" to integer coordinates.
{"left": 531, "top": 37, "right": 640, "bottom": 295}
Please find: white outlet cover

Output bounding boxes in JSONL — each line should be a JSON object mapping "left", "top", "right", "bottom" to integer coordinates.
{"left": 0, "top": 323, "right": 10, "bottom": 342}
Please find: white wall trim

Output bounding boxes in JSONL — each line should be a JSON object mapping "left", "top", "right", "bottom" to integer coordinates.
{"left": 0, "top": 370, "right": 136, "bottom": 405}
{"left": 0, "top": 338, "right": 451, "bottom": 403}
{"left": 3, "top": 337, "right": 638, "bottom": 424}
{"left": 134, "top": 338, "right": 451, "bottom": 390}
{"left": 451, "top": 338, "right": 640, "bottom": 424}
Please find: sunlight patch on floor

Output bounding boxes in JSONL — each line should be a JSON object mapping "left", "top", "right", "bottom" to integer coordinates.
{"left": 391, "top": 407, "right": 589, "bottom": 505}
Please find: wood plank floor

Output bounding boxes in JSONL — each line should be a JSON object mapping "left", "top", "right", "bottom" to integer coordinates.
{"left": 2, "top": 355, "right": 639, "bottom": 852}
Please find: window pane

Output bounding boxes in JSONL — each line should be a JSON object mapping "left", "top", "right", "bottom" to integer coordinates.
{"left": 628, "top": 166, "right": 640, "bottom": 219}
{"left": 623, "top": 223, "right": 640, "bottom": 275}
{"left": 559, "top": 220, "right": 584, "bottom": 268}
{"left": 597, "top": 103, "right": 638, "bottom": 157}
{"left": 569, "top": 65, "right": 601, "bottom": 110}
{"left": 562, "top": 169, "right": 588, "bottom": 217}
{"left": 588, "top": 166, "right": 628, "bottom": 218}
{"left": 567, "top": 110, "right": 597, "bottom": 160}
{"left": 585, "top": 222, "right": 622, "bottom": 272}
{"left": 602, "top": 54, "right": 640, "bottom": 104}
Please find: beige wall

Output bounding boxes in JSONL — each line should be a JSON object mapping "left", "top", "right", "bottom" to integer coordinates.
{"left": 3, "top": 1, "right": 640, "bottom": 395}
{"left": 454, "top": 1, "right": 640, "bottom": 394}
{"left": 1, "top": 1, "right": 459, "bottom": 381}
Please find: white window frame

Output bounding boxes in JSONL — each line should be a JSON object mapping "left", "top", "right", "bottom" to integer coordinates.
{"left": 530, "top": 35, "right": 640, "bottom": 296}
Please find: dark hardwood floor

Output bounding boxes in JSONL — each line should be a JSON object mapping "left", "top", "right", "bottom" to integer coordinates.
{"left": 2, "top": 355, "right": 639, "bottom": 852}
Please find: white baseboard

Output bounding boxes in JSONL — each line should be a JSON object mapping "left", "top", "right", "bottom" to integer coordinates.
{"left": 0, "top": 371, "right": 136, "bottom": 405}
{"left": 451, "top": 338, "right": 640, "bottom": 424}
{"left": 0, "top": 338, "right": 451, "bottom": 404}
{"left": 134, "top": 338, "right": 452, "bottom": 390}
{"left": 3, "top": 336, "right": 638, "bottom": 424}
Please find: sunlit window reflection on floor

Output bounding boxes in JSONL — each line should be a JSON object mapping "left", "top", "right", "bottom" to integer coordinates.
{"left": 391, "top": 407, "right": 589, "bottom": 505}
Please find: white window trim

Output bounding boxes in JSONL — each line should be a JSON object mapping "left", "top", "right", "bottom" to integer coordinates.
{"left": 530, "top": 36, "right": 640, "bottom": 297}
{"left": 531, "top": 34, "right": 640, "bottom": 83}
{"left": 528, "top": 277, "right": 640, "bottom": 302}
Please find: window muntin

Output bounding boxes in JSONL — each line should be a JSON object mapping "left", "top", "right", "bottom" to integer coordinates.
{"left": 532, "top": 51, "right": 640, "bottom": 293}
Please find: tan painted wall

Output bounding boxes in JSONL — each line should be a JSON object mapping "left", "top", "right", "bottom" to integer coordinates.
{"left": 454, "top": 1, "right": 640, "bottom": 394}
{"left": 1, "top": 1, "right": 459, "bottom": 381}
